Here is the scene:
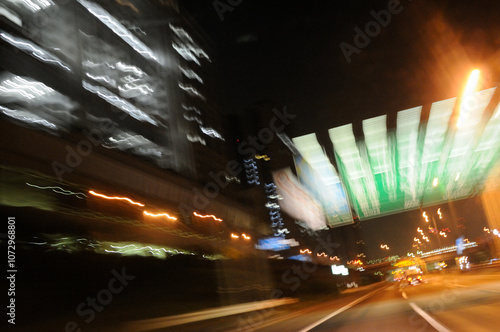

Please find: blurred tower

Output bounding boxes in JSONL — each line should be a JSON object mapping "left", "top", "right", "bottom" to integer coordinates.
{"left": 0, "top": 0, "right": 229, "bottom": 182}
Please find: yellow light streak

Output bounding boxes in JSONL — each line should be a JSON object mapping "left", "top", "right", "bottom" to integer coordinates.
{"left": 193, "top": 212, "right": 223, "bottom": 222}
{"left": 423, "top": 212, "right": 429, "bottom": 222}
{"left": 143, "top": 211, "right": 177, "bottom": 220}
{"left": 255, "top": 154, "right": 270, "bottom": 161}
{"left": 463, "top": 69, "right": 480, "bottom": 98}
{"left": 231, "top": 233, "right": 239, "bottom": 239}
{"left": 458, "top": 69, "right": 480, "bottom": 128}
{"left": 88, "top": 190, "right": 145, "bottom": 207}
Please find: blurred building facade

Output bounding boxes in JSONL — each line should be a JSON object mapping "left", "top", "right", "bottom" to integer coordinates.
{"left": 0, "top": 0, "right": 231, "bottom": 180}
{"left": 0, "top": 0, "right": 269, "bottom": 254}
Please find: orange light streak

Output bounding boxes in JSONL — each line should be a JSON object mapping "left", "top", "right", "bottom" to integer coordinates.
{"left": 300, "top": 249, "right": 312, "bottom": 254}
{"left": 463, "top": 69, "right": 480, "bottom": 95}
{"left": 143, "top": 211, "right": 177, "bottom": 220}
{"left": 231, "top": 233, "right": 239, "bottom": 239}
{"left": 457, "top": 70, "right": 480, "bottom": 128}
{"left": 193, "top": 212, "right": 222, "bottom": 222}
{"left": 242, "top": 234, "right": 251, "bottom": 240}
{"left": 88, "top": 190, "right": 145, "bottom": 207}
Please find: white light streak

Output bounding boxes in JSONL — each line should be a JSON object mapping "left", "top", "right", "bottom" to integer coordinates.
{"left": 1, "top": 105, "right": 58, "bottom": 130}
{"left": 116, "top": 62, "right": 145, "bottom": 76}
{"left": 86, "top": 73, "right": 117, "bottom": 87}
{"left": 170, "top": 24, "right": 210, "bottom": 61}
{"left": 0, "top": 31, "right": 71, "bottom": 71}
{"left": 0, "top": 75, "right": 54, "bottom": 100}
{"left": 419, "top": 242, "right": 477, "bottom": 258}
{"left": 77, "top": 0, "right": 158, "bottom": 62}
{"left": 178, "top": 83, "right": 205, "bottom": 100}
{"left": 82, "top": 80, "right": 158, "bottom": 126}
{"left": 187, "top": 134, "right": 206, "bottom": 145}
{"left": 180, "top": 66, "right": 203, "bottom": 83}
{"left": 200, "top": 126, "right": 224, "bottom": 140}
{"left": 182, "top": 104, "right": 201, "bottom": 114}
{"left": 12, "top": 0, "right": 54, "bottom": 13}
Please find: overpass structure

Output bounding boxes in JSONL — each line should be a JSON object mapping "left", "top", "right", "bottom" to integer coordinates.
{"left": 360, "top": 240, "right": 490, "bottom": 279}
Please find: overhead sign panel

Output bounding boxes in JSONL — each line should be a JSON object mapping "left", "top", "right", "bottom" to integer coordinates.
{"left": 328, "top": 124, "right": 381, "bottom": 219}
{"left": 325, "top": 86, "right": 499, "bottom": 220}
{"left": 363, "top": 115, "right": 403, "bottom": 215}
{"left": 397, "top": 106, "right": 422, "bottom": 209}
{"left": 292, "top": 134, "right": 353, "bottom": 228}
{"left": 272, "top": 168, "right": 327, "bottom": 231}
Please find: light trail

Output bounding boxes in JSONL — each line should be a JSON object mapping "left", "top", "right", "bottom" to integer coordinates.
{"left": 423, "top": 211, "right": 429, "bottom": 222}
{"left": 193, "top": 212, "right": 223, "bottom": 222}
{"left": 143, "top": 211, "right": 177, "bottom": 221}
{"left": 88, "top": 190, "right": 145, "bottom": 207}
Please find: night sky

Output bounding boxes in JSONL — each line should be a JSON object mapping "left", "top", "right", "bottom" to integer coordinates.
{"left": 178, "top": 0, "right": 500, "bottom": 259}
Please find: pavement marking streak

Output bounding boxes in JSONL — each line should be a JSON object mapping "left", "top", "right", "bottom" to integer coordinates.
{"left": 409, "top": 302, "right": 451, "bottom": 332}
{"left": 451, "top": 283, "right": 468, "bottom": 288}
{"left": 297, "top": 285, "right": 388, "bottom": 332}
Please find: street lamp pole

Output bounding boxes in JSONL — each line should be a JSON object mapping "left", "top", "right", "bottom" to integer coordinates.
{"left": 432, "top": 215, "right": 442, "bottom": 248}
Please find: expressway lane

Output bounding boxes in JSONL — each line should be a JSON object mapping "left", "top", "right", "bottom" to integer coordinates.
{"left": 109, "top": 271, "right": 499, "bottom": 331}
{"left": 303, "top": 282, "right": 421, "bottom": 331}
{"left": 252, "top": 271, "right": 500, "bottom": 332}
{"left": 406, "top": 273, "right": 500, "bottom": 332}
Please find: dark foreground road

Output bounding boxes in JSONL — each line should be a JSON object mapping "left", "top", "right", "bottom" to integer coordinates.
{"left": 110, "top": 269, "right": 500, "bottom": 332}
{"left": 247, "top": 271, "right": 500, "bottom": 332}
